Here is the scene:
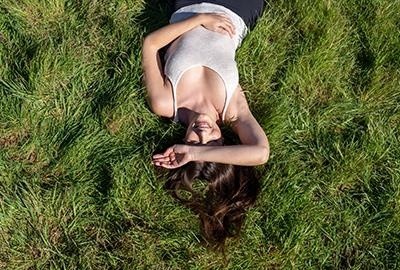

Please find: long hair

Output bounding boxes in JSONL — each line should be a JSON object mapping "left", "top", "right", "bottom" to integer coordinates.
{"left": 165, "top": 160, "right": 260, "bottom": 250}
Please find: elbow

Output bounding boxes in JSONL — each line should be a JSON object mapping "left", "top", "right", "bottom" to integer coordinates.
{"left": 257, "top": 145, "right": 270, "bottom": 165}
{"left": 148, "top": 98, "right": 162, "bottom": 115}
{"left": 143, "top": 34, "right": 158, "bottom": 50}
{"left": 143, "top": 36, "right": 154, "bottom": 52}
{"left": 148, "top": 98, "right": 169, "bottom": 117}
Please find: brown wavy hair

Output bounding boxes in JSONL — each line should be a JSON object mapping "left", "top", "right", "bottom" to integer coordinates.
{"left": 165, "top": 161, "right": 260, "bottom": 249}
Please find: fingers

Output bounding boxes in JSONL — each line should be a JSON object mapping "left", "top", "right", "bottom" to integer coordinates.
{"left": 153, "top": 152, "right": 174, "bottom": 159}
{"left": 152, "top": 156, "right": 173, "bottom": 163}
{"left": 152, "top": 153, "right": 166, "bottom": 159}
{"left": 152, "top": 154, "right": 183, "bottom": 169}
{"left": 218, "top": 14, "right": 235, "bottom": 36}
{"left": 159, "top": 163, "right": 178, "bottom": 169}
{"left": 152, "top": 152, "right": 175, "bottom": 163}
{"left": 162, "top": 146, "right": 175, "bottom": 156}
{"left": 221, "top": 19, "right": 235, "bottom": 37}
{"left": 152, "top": 145, "right": 176, "bottom": 159}
{"left": 153, "top": 159, "right": 179, "bottom": 169}
{"left": 204, "top": 13, "right": 236, "bottom": 38}
{"left": 153, "top": 161, "right": 176, "bottom": 168}
{"left": 152, "top": 157, "right": 174, "bottom": 166}
{"left": 217, "top": 25, "right": 233, "bottom": 38}
{"left": 152, "top": 144, "right": 188, "bottom": 169}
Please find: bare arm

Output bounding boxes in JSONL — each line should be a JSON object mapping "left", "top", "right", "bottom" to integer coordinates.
{"left": 190, "top": 89, "right": 269, "bottom": 165}
{"left": 191, "top": 145, "right": 268, "bottom": 166}
{"left": 142, "top": 15, "right": 203, "bottom": 117}
{"left": 142, "top": 13, "right": 236, "bottom": 117}
{"left": 153, "top": 89, "right": 269, "bottom": 168}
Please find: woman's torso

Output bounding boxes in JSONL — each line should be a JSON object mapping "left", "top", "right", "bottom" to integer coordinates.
{"left": 164, "top": 3, "right": 248, "bottom": 122}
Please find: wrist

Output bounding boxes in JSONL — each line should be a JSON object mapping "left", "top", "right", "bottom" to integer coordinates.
{"left": 188, "top": 145, "right": 200, "bottom": 162}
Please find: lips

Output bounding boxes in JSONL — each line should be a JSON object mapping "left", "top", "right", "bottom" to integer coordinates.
{"left": 194, "top": 121, "right": 211, "bottom": 129}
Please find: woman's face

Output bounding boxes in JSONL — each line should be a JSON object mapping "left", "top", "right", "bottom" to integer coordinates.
{"left": 184, "top": 113, "right": 222, "bottom": 145}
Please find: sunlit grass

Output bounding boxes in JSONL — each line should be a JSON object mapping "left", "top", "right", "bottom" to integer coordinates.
{"left": 0, "top": 0, "right": 399, "bottom": 268}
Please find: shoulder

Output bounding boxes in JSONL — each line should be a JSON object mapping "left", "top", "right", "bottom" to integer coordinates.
{"left": 223, "top": 85, "right": 251, "bottom": 123}
{"left": 227, "top": 93, "right": 269, "bottom": 149}
{"left": 147, "top": 80, "right": 174, "bottom": 118}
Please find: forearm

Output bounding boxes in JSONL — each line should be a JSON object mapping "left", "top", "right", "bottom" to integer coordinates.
{"left": 142, "top": 16, "right": 204, "bottom": 116}
{"left": 144, "top": 14, "right": 203, "bottom": 49}
{"left": 190, "top": 145, "right": 270, "bottom": 166}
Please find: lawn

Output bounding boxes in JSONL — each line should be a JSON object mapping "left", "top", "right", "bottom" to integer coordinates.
{"left": 0, "top": 0, "right": 399, "bottom": 269}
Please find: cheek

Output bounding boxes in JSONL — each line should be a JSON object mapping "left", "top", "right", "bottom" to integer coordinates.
{"left": 213, "top": 128, "right": 222, "bottom": 139}
{"left": 185, "top": 130, "right": 196, "bottom": 141}
{"left": 185, "top": 127, "right": 192, "bottom": 137}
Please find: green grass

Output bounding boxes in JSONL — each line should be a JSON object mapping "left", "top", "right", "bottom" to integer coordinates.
{"left": 1, "top": 0, "right": 399, "bottom": 268}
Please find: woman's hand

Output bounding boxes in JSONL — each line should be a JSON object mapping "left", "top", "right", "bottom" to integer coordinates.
{"left": 152, "top": 144, "right": 193, "bottom": 169}
{"left": 199, "top": 13, "right": 236, "bottom": 38}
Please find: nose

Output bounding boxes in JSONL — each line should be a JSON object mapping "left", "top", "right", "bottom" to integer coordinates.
{"left": 198, "top": 131, "right": 207, "bottom": 144}
{"left": 195, "top": 128, "right": 214, "bottom": 144}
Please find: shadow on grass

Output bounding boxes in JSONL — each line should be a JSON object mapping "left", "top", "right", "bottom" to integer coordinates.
{"left": 0, "top": 7, "right": 40, "bottom": 100}
{"left": 344, "top": 1, "right": 377, "bottom": 94}
{"left": 136, "top": 0, "right": 174, "bottom": 35}
{"left": 89, "top": 0, "right": 174, "bottom": 124}
{"left": 87, "top": 0, "right": 184, "bottom": 210}
{"left": 89, "top": 125, "right": 180, "bottom": 201}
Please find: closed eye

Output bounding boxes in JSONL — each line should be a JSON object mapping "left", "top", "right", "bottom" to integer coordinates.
{"left": 184, "top": 140, "right": 199, "bottom": 145}
{"left": 184, "top": 139, "right": 223, "bottom": 146}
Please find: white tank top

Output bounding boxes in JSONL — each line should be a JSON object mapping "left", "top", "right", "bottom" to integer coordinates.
{"left": 164, "top": 3, "right": 248, "bottom": 122}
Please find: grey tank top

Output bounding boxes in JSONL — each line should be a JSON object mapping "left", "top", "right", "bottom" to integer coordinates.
{"left": 164, "top": 3, "right": 248, "bottom": 122}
